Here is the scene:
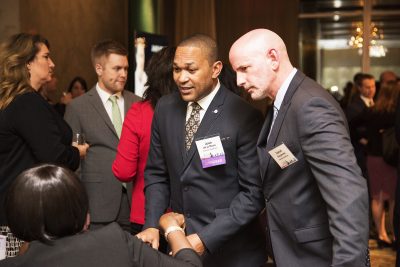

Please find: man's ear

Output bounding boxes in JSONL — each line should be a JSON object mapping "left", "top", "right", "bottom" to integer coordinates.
{"left": 95, "top": 63, "right": 103, "bottom": 76}
{"left": 212, "top": 61, "right": 223, "bottom": 79}
{"left": 267, "top": 49, "right": 279, "bottom": 71}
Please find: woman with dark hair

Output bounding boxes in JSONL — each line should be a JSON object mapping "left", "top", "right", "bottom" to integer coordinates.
{"left": 0, "top": 164, "right": 201, "bottom": 267}
{"left": 112, "top": 46, "right": 176, "bottom": 234}
{"left": 53, "top": 76, "right": 88, "bottom": 116}
{"left": 367, "top": 81, "right": 400, "bottom": 247}
{"left": 67, "top": 76, "right": 88, "bottom": 98}
{"left": 0, "top": 33, "right": 89, "bottom": 257}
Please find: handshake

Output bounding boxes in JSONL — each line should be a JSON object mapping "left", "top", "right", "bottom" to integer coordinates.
{"left": 137, "top": 212, "right": 196, "bottom": 257}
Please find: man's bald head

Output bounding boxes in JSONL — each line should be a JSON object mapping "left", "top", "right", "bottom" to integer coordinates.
{"left": 229, "top": 29, "right": 293, "bottom": 100}
{"left": 230, "top": 29, "right": 288, "bottom": 60}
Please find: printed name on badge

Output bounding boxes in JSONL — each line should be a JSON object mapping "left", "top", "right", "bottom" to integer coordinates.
{"left": 268, "top": 143, "right": 298, "bottom": 169}
{"left": 195, "top": 135, "right": 226, "bottom": 168}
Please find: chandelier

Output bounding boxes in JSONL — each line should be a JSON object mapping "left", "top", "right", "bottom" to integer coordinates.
{"left": 348, "top": 22, "right": 387, "bottom": 57}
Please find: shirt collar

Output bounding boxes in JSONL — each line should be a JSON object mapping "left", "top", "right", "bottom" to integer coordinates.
{"left": 360, "top": 95, "right": 373, "bottom": 107}
{"left": 96, "top": 83, "right": 123, "bottom": 105}
{"left": 188, "top": 79, "right": 221, "bottom": 111}
{"left": 273, "top": 68, "right": 297, "bottom": 111}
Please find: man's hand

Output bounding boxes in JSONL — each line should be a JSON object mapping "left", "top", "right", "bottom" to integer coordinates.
{"left": 136, "top": 228, "right": 160, "bottom": 249}
{"left": 60, "top": 92, "right": 73, "bottom": 105}
{"left": 187, "top": 233, "right": 205, "bottom": 255}
{"left": 359, "top": 138, "right": 368, "bottom": 146}
{"left": 159, "top": 212, "right": 185, "bottom": 230}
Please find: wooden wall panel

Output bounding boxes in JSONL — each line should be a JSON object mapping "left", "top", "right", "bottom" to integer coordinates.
{"left": 19, "top": 0, "right": 128, "bottom": 100}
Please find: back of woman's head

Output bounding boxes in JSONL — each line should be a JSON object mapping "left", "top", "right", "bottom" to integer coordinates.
{"left": 143, "top": 46, "right": 177, "bottom": 108}
{"left": 0, "top": 33, "right": 50, "bottom": 109}
{"left": 375, "top": 81, "right": 400, "bottom": 113}
{"left": 5, "top": 164, "right": 88, "bottom": 244}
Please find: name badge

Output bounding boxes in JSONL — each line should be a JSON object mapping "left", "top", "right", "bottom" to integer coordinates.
{"left": 0, "top": 235, "right": 6, "bottom": 260}
{"left": 195, "top": 135, "right": 226, "bottom": 168}
{"left": 268, "top": 143, "right": 298, "bottom": 169}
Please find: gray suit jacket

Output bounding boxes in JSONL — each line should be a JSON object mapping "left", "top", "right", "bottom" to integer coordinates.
{"left": 258, "top": 71, "right": 369, "bottom": 267}
{"left": 64, "top": 87, "right": 140, "bottom": 222}
{"left": 144, "top": 86, "right": 266, "bottom": 267}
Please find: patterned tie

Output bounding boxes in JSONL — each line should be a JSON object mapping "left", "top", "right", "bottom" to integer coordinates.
{"left": 109, "top": 95, "right": 122, "bottom": 138}
{"left": 267, "top": 105, "right": 279, "bottom": 141}
{"left": 185, "top": 102, "right": 201, "bottom": 151}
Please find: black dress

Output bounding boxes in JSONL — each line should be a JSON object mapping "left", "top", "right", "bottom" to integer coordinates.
{"left": 0, "top": 91, "right": 80, "bottom": 225}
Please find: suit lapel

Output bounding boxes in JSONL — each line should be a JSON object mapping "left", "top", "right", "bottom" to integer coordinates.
{"left": 260, "top": 71, "right": 306, "bottom": 181}
{"left": 87, "top": 88, "right": 119, "bottom": 138}
{"left": 181, "top": 86, "right": 226, "bottom": 174}
{"left": 174, "top": 97, "right": 188, "bottom": 162}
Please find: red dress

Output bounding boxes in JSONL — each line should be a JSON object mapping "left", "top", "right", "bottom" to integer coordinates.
{"left": 112, "top": 101, "right": 153, "bottom": 225}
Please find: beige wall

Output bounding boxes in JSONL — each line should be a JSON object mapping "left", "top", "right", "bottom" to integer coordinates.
{"left": 0, "top": 0, "right": 20, "bottom": 42}
{"left": 20, "top": 0, "right": 128, "bottom": 101}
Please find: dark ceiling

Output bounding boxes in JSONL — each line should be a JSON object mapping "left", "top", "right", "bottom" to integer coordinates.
{"left": 299, "top": 0, "right": 400, "bottom": 41}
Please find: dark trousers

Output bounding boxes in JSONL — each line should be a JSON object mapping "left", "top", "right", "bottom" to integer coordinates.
{"left": 90, "top": 187, "right": 131, "bottom": 232}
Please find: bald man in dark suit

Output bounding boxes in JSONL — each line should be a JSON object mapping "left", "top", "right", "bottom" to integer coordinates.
{"left": 230, "top": 29, "right": 369, "bottom": 267}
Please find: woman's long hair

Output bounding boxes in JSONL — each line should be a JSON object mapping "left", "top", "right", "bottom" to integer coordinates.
{"left": 374, "top": 81, "right": 400, "bottom": 113}
{"left": 0, "top": 33, "right": 49, "bottom": 109}
{"left": 142, "top": 46, "right": 176, "bottom": 108}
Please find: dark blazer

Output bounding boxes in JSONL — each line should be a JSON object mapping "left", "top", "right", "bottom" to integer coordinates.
{"left": 258, "top": 71, "right": 369, "bottom": 267}
{"left": 346, "top": 95, "right": 371, "bottom": 177}
{"left": 144, "top": 85, "right": 266, "bottom": 267}
{"left": 0, "top": 223, "right": 202, "bottom": 267}
{"left": 0, "top": 92, "right": 80, "bottom": 224}
{"left": 64, "top": 87, "right": 140, "bottom": 223}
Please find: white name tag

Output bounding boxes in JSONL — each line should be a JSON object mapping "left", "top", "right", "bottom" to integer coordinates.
{"left": 0, "top": 235, "right": 6, "bottom": 260}
{"left": 268, "top": 143, "right": 298, "bottom": 169}
{"left": 195, "top": 136, "right": 226, "bottom": 168}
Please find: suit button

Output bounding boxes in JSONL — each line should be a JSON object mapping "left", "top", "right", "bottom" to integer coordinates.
{"left": 265, "top": 198, "right": 270, "bottom": 203}
{"left": 184, "top": 187, "right": 189, "bottom": 191}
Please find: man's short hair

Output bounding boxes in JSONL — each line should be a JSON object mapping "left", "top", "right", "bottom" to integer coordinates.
{"left": 91, "top": 39, "right": 128, "bottom": 66}
{"left": 5, "top": 164, "right": 88, "bottom": 244}
{"left": 355, "top": 73, "right": 374, "bottom": 88}
{"left": 177, "top": 34, "right": 218, "bottom": 65}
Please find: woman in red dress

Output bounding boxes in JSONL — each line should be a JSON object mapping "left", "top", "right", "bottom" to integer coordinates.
{"left": 112, "top": 47, "right": 176, "bottom": 234}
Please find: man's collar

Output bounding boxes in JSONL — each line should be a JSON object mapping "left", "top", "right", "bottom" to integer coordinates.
{"left": 188, "top": 79, "right": 221, "bottom": 111}
{"left": 360, "top": 95, "right": 373, "bottom": 107}
{"left": 274, "top": 68, "right": 297, "bottom": 110}
{"left": 96, "top": 83, "right": 123, "bottom": 104}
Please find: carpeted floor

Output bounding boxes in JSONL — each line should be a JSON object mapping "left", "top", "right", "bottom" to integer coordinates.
{"left": 369, "top": 239, "right": 396, "bottom": 267}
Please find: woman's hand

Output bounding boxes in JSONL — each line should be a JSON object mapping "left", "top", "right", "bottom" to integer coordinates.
{"left": 73, "top": 143, "right": 89, "bottom": 158}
